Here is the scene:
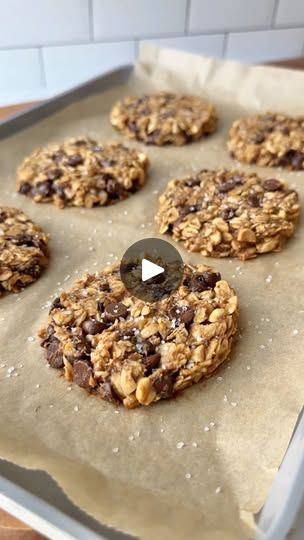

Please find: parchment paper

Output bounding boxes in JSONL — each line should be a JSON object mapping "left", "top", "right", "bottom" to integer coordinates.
{"left": 1, "top": 45, "right": 304, "bottom": 540}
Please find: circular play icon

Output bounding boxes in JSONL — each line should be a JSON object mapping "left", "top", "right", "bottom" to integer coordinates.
{"left": 120, "top": 238, "right": 184, "bottom": 302}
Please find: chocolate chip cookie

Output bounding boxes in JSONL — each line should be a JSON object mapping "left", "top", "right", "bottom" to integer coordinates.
{"left": 156, "top": 169, "right": 300, "bottom": 260}
{"left": 39, "top": 262, "right": 238, "bottom": 408}
{"left": 17, "top": 137, "right": 149, "bottom": 208}
{"left": 110, "top": 92, "right": 217, "bottom": 146}
{"left": 228, "top": 112, "right": 304, "bottom": 169}
{"left": 0, "top": 207, "right": 49, "bottom": 295}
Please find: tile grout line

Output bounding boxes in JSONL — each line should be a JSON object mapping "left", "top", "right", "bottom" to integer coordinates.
{"left": 271, "top": 0, "right": 280, "bottom": 28}
{"left": 222, "top": 33, "right": 229, "bottom": 58}
{"left": 88, "top": 0, "right": 94, "bottom": 41}
{"left": 38, "top": 47, "right": 47, "bottom": 90}
{"left": 184, "top": 0, "right": 191, "bottom": 34}
{"left": 1, "top": 25, "right": 304, "bottom": 52}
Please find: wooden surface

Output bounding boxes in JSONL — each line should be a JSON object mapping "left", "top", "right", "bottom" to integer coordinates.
{"left": 0, "top": 54, "right": 303, "bottom": 539}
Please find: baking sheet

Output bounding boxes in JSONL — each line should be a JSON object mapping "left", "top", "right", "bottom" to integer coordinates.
{"left": 1, "top": 45, "right": 304, "bottom": 540}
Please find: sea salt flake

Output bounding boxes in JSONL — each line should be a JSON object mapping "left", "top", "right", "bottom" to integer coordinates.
{"left": 185, "top": 473, "right": 192, "bottom": 479}
{"left": 176, "top": 442, "right": 185, "bottom": 449}
{"left": 74, "top": 405, "right": 79, "bottom": 412}
{"left": 112, "top": 447, "right": 119, "bottom": 454}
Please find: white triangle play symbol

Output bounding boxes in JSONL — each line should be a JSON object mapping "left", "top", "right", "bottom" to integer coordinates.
{"left": 141, "top": 258, "right": 164, "bottom": 282}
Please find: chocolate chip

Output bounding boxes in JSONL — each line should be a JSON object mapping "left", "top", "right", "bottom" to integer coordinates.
{"left": 8, "top": 234, "right": 37, "bottom": 248}
{"left": 46, "top": 338, "right": 64, "bottom": 369}
{"left": 106, "top": 179, "right": 120, "bottom": 197}
{"left": 217, "top": 179, "right": 236, "bottom": 193}
{"left": 127, "top": 121, "right": 138, "bottom": 133}
{"left": 50, "top": 296, "right": 64, "bottom": 310}
{"left": 104, "top": 302, "right": 128, "bottom": 322}
{"left": 247, "top": 194, "right": 261, "bottom": 208}
{"left": 169, "top": 305, "right": 194, "bottom": 326}
{"left": 41, "top": 324, "right": 55, "bottom": 346}
{"left": 67, "top": 154, "right": 84, "bottom": 167}
{"left": 34, "top": 180, "right": 54, "bottom": 197}
{"left": 82, "top": 319, "right": 106, "bottom": 335}
{"left": 291, "top": 151, "right": 304, "bottom": 169}
{"left": 74, "top": 139, "right": 87, "bottom": 146}
{"left": 276, "top": 125, "right": 290, "bottom": 135}
{"left": 22, "top": 258, "right": 41, "bottom": 278}
{"left": 136, "top": 339, "right": 155, "bottom": 356}
{"left": 51, "top": 150, "right": 65, "bottom": 162}
{"left": 153, "top": 373, "right": 175, "bottom": 398}
{"left": 53, "top": 185, "right": 66, "bottom": 199}
{"left": 19, "top": 182, "right": 32, "bottom": 195}
{"left": 221, "top": 207, "right": 235, "bottom": 220}
{"left": 252, "top": 133, "right": 265, "bottom": 144}
{"left": 263, "top": 179, "right": 282, "bottom": 191}
{"left": 73, "top": 360, "right": 92, "bottom": 388}
{"left": 102, "top": 380, "right": 120, "bottom": 403}
{"left": 72, "top": 335, "right": 91, "bottom": 359}
{"left": 185, "top": 177, "right": 201, "bottom": 187}
{"left": 119, "top": 327, "right": 136, "bottom": 339}
{"left": 47, "top": 168, "right": 62, "bottom": 181}
{"left": 189, "top": 271, "right": 221, "bottom": 292}
{"left": 142, "top": 353, "right": 161, "bottom": 371}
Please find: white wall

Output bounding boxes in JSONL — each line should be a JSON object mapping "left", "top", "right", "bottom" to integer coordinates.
{"left": 0, "top": 0, "right": 304, "bottom": 105}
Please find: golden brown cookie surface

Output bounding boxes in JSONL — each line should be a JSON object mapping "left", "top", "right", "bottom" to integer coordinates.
{"left": 17, "top": 137, "right": 148, "bottom": 208}
{"left": 39, "top": 262, "right": 238, "bottom": 408}
{"left": 155, "top": 169, "right": 300, "bottom": 260}
{"left": 110, "top": 92, "right": 217, "bottom": 146}
{"left": 228, "top": 112, "right": 304, "bottom": 169}
{"left": 0, "top": 206, "right": 49, "bottom": 295}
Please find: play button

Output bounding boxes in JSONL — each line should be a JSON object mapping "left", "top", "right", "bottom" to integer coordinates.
{"left": 120, "top": 238, "right": 184, "bottom": 302}
{"left": 142, "top": 259, "right": 164, "bottom": 282}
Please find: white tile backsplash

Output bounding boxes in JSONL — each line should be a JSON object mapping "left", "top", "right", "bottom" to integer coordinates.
{"left": 140, "top": 34, "right": 225, "bottom": 58}
{"left": 0, "top": 0, "right": 90, "bottom": 48}
{"left": 42, "top": 41, "right": 135, "bottom": 93}
{"left": 93, "top": 0, "right": 187, "bottom": 40}
{"left": 0, "top": 0, "right": 304, "bottom": 105}
{"left": 226, "top": 28, "right": 304, "bottom": 63}
{"left": 188, "top": 0, "right": 276, "bottom": 33}
{"left": 275, "top": 0, "right": 304, "bottom": 27}
{"left": 0, "top": 48, "right": 45, "bottom": 104}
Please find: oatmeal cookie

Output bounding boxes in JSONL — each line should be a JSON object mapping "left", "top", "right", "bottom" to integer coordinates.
{"left": 39, "top": 263, "right": 238, "bottom": 408}
{"left": 156, "top": 169, "right": 300, "bottom": 260}
{"left": 228, "top": 112, "right": 304, "bottom": 169}
{"left": 17, "top": 137, "right": 148, "bottom": 208}
{"left": 0, "top": 207, "right": 49, "bottom": 295}
{"left": 110, "top": 92, "right": 217, "bottom": 146}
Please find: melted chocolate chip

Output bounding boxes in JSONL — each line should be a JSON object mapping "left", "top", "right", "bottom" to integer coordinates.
{"left": 67, "top": 154, "right": 84, "bottom": 167}
{"left": 169, "top": 305, "right": 194, "bottom": 326}
{"left": 185, "top": 177, "right": 201, "bottom": 187}
{"left": 189, "top": 271, "right": 221, "bottom": 292}
{"left": 142, "top": 353, "right": 161, "bottom": 371}
{"left": 103, "top": 380, "right": 121, "bottom": 403}
{"left": 47, "top": 168, "right": 62, "bottom": 181}
{"left": 252, "top": 133, "right": 265, "bottom": 144}
{"left": 136, "top": 339, "right": 155, "bottom": 356}
{"left": 19, "top": 182, "right": 32, "bottom": 195}
{"left": 247, "top": 194, "right": 261, "bottom": 208}
{"left": 217, "top": 179, "right": 236, "bottom": 193}
{"left": 82, "top": 319, "right": 107, "bottom": 335}
{"left": 264, "top": 179, "right": 282, "bottom": 191}
{"left": 51, "top": 150, "right": 65, "bottom": 162}
{"left": 50, "top": 296, "right": 64, "bottom": 310}
{"left": 46, "top": 338, "right": 64, "bottom": 369}
{"left": 153, "top": 373, "right": 175, "bottom": 398}
{"left": 73, "top": 360, "right": 92, "bottom": 388}
{"left": 104, "top": 302, "right": 128, "bottom": 322}
{"left": 72, "top": 335, "right": 91, "bottom": 359}
{"left": 34, "top": 180, "right": 54, "bottom": 197}
{"left": 221, "top": 207, "right": 235, "bottom": 220}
